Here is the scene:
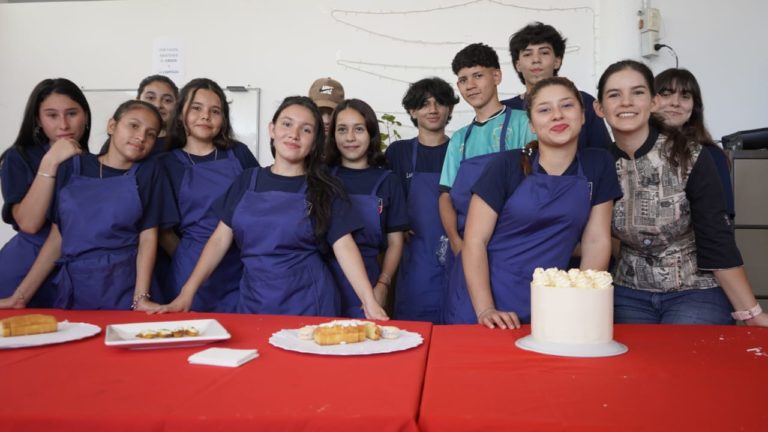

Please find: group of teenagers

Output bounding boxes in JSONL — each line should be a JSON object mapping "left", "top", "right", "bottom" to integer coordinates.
{"left": 1, "top": 22, "right": 765, "bottom": 328}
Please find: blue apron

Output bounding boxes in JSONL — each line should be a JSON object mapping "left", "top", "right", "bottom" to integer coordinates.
{"left": 442, "top": 107, "right": 512, "bottom": 323}
{"left": 167, "top": 149, "right": 243, "bottom": 312}
{"left": 232, "top": 168, "right": 339, "bottom": 316}
{"left": 329, "top": 167, "right": 388, "bottom": 318}
{"left": 0, "top": 144, "right": 56, "bottom": 307}
{"left": 0, "top": 225, "right": 56, "bottom": 307}
{"left": 444, "top": 153, "right": 591, "bottom": 323}
{"left": 54, "top": 156, "right": 155, "bottom": 310}
{"left": 394, "top": 139, "right": 448, "bottom": 323}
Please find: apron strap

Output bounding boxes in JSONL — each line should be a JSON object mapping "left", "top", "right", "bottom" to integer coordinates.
{"left": 173, "top": 148, "right": 191, "bottom": 166}
{"left": 249, "top": 167, "right": 261, "bottom": 191}
{"left": 127, "top": 161, "right": 141, "bottom": 176}
{"left": 72, "top": 154, "right": 82, "bottom": 175}
{"left": 370, "top": 169, "right": 390, "bottom": 196}
{"left": 409, "top": 137, "right": 419, "bottom": 173}
{"left": 499, "top": 106, "right": 512, "bottom": 152}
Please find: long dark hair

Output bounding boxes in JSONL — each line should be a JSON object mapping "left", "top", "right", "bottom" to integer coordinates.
{"left": 103, "top": 100, "right": 162, "bottom": 153}
{"left": 270, "top": 96, "right": 344, "bottom": 241}
{"left": 325, "top": 99, "right": 386, "bottom": 168}
{"left": 597, "top": 60, "right": 692, "bottom": 173}
{"left": 2, "top": 78, "right": 91, "bottom": 165}
{"left": 654, "top": 68, "right": 715, "bottom": 146}
{"left": 520, "top": 76, "right": 584, "bottom": 175}
{"left": 166, "top": 78, "right": 234, "bottom": 152}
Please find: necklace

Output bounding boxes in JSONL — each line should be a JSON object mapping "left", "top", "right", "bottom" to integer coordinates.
{"left": 98, "top": 156, "right": 130, "bottom": 179}
{"left": 184, "top": 147, "right": 218, "bottom": 165}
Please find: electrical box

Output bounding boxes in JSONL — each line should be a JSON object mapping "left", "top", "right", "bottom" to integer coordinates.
{"left": 638, "top": 7, "right": 661, "bottom": 57}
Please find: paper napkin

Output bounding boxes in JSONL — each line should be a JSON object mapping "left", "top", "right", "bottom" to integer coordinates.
{"left": 188, "top": 347, "right": 258, "bottom": 367}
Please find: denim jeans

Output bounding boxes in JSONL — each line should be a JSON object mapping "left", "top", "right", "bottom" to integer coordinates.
{"left": 614, "top": 284, "right": 734, "bottom": 325}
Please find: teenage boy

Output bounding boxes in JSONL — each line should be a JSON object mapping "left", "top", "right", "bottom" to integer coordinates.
{"left": 385, "top": 77, "right": 459, "bottom": 323}
{"left": 439, "top": 43, "right": 535, "bottom": 324}
{"left": 439, "top": 42, "right": 535, "bottom": 257}
{"left": 308, "top": 77, "right": 345, "bottom": 143}
{"left": 503, "top": 21, "right": 611, "bottom": 149}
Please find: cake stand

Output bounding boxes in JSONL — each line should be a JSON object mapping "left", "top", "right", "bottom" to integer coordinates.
{"left": 515, "top": 335, "right": 628, "bottom": 358}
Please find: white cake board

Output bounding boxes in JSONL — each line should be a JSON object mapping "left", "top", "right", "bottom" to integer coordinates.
{"left": 515, "top": 335, "right": 628, "bottom": 358}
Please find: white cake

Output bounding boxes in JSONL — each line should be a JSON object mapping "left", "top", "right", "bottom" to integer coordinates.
{"left": 530, "top": 268, "right": 614, "bottom": 345}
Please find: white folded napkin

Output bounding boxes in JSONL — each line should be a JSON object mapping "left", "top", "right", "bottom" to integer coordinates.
{"left": 188, "top": 347, "right": 258, "bottom": 367}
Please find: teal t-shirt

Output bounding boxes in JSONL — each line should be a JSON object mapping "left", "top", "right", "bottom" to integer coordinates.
{"left": 439, "top": 107, "right": 535, "bottom": 189}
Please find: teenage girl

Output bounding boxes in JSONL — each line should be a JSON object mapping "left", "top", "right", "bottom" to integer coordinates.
{"left": 160, "top": 78, "right": 258, "bottom": 312}
{"left": 449, "top": 77, "right": 621, "bottom": 327}
{"left": 594, "top": 60, "right": 767, "bottom": 326}
{"left": 1, "top": 100, "right": 178, "bottom": 310}
{"left": 156, "top": 96, "right": 388, "bottom": 319}
{"left": 0, "top": 78, "right": 90, "bottom": 307}
{"left": 100, "top": 74, "right": 178, "bottom": 157}
{"left": 325, "top": 99, "right": 408, "bottom": 318}
{"left": 653, "top": 68, "right": 734, "bottom": 220}
{"left": 137, "top": 74, "right": 178, "bottom": 152}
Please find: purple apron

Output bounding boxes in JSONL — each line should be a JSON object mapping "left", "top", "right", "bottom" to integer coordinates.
{"left": 54, "top": 156, "right": 152, "bottom": 310}
{"left": 0, "top": 144, "right": 56, "bottom": 307}
{"left": 394, "top": 139, "right": 448, "bottom": 323}
{"left": 167, "top": 149, "right": 243, "bottom": 312}
{"left": 442, "top": 107, "right": 511, "bottom": 323}
{"left": 0, "top": 226, "right": 56, "bottom": 307}
{"left": 444, "top": 153, "right": 591, "bottom": 323}
{"left": 329, "top": 167, "right": 388, "bottom": 318}
{"left": 232, "top": 167, "right": 339, "bottom": 316}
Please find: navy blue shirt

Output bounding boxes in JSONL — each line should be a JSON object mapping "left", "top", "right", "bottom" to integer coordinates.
{"left": 50, "top": 154, "right": 179, "bottom": 231}
{"left": 473, "top": 148, "right": 622, "bottom": 215}
{"left": 332, "top": 165, "right": 409, "bottom": 234}
{"left": 385, "top": 138, "right": 448, "bottom": 197}
{"left": 215, "top": 166, "right": 364, "bottom": 246}
{"left": 159, "top": 142, "right": 259, "bottom": 201}
{"left": 502, "top": 91, "right": 611, "bottom": 150}
{"left": 0, "top": 145, "right": 49, "bottom": 229}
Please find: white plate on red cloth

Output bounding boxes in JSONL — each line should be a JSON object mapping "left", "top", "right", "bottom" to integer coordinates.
{"left": 0, "top": 321, "right": 101, "bottom": 349}
{"left": 104, "top": 319, "right": 230, "bottom": 350}
{"left": 515, "top": 334, "right": 628, "bottom": 358}
{"left": 269, "top": 328, "right": 423, "bottom": 356}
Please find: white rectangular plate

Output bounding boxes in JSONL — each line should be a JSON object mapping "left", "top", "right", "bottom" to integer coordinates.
{"left": 104, "top": 319, "right": 230, "bottom": 350}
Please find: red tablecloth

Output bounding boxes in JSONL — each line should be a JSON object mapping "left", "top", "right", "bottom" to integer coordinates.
{"left": 419, "top": 324, "right": 768, "bottom": 431}
{"left": 0, "top": 309, "right": 431, "bottom": 432}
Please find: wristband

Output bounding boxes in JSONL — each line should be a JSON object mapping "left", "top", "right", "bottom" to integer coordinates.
{"left": 731, "top": 303, "right": 762, "bottom": 321}
{"left": 37, "top": 171, "right": 56, "bottom": 179}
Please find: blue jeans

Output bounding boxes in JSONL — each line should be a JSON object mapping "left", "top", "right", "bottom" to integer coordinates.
{"left": 614, "top": 284, "right": 734, "bottom": 325}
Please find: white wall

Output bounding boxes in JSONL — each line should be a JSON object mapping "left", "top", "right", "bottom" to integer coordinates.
{"left": 0, "top": 0, "right": 765, "bottom": 246}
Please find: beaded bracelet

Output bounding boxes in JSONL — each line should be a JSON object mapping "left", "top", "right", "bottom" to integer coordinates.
{"left": 131, "top": 293, "right": 150, "bottom": 310}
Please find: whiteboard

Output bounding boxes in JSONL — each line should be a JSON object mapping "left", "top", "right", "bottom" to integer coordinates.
{"left": 82, "top": 86, "right": 261, "bottom": 155}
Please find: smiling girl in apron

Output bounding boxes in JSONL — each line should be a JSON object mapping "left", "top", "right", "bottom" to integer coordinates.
{"left": 155, "top": 96, "right": 388, "bottom": 320}
{"left": 0, "top": 79, "right": 91, "bottom": 309}
{"left": 449, "top": 77, "right": 621, "bottom": 327}
{"left": 161, "top": 79, "right": 258, "bottom": 312}
{"left": 325, "top": 99, "right": 408, "bottom": 318}
{"left": 3, "top": 100, "right": 178, "bottom": 311}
